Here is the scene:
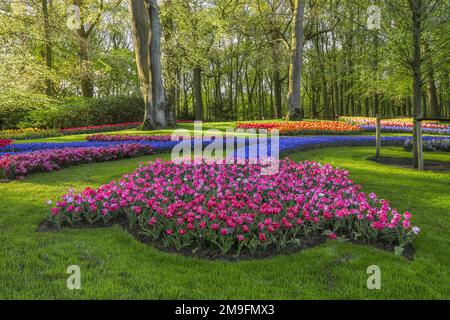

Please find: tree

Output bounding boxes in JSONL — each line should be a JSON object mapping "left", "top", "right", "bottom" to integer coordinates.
{"left": 129, "top": 0, "right": 172, "bottom": 129}
{"left": 42, "top": 0, "right": 53, "bottom": 96}
{"left": 383, "top": 0, "right": 448, "bottom": 169}
{"left": 71, "top": 0, "right": 104, "bottom": 98}
{"left": 286, "top": 0, "right": 306, "bottom": 120}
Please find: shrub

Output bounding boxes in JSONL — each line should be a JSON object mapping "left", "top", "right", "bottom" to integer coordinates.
{"left": 20, "top": 96, "right": 144, "bottom": 129}
{"left": 0, "top": 91, "right": 58, "bottom": 130}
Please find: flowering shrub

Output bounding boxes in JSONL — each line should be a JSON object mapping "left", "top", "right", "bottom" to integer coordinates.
{"left": 236, "top": 121, "right": 361, "bottom": 135}
{"left": 86, "top": 134, "right": 175, "bottom": 142}
{"left": 403, "top": 138, "right": 450, "bottom": 152}
{"left": 48, "top": 159, "right": 419, "bottom": 256}
{"left": 0, "top": 139, "right": 13, "bottom": 148}
{"left": 0, "top": 144, "right": 154, "bottom": 179}
{"left": 0, "top": 122, "right": 141, "bottom": 140}
{"left": 341, "top": 117, "right": 449, "bottom": 129}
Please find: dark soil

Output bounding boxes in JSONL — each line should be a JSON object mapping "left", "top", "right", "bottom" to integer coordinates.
{"left": 37, "top": 219, "right": 415, "bottom": 261}
{"left": 369, "top": 156, "right": 450, "bottom": 172}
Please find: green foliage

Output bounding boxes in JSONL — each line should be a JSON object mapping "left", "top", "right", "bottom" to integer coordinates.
{"left": 19, "top": 96, "right": 144, "bottom": 129}
{"left": 0, "top": 91, "right": 58, "bottom": 130}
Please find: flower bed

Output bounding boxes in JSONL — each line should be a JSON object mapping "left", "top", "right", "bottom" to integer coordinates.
{"left": 0, "top": 144, "right": 154, "bottom": 180}
{"left": 0, "top": 139, "right": 209, "bottom": 156}
{"left": 360, "top": 125, "right": 450, "bottom": 135}
{"left": 236, "top": 121, "right": 361, "bottom": 135}
{"left": 59, "top": 122, "right": 141, "bottom": 135}
{"left": 0, "top": 139, "right": 13, "bottom": 148}
{"left": 403, "top": 138, "right": 450, "bottom": 152}
{"left": 48, "top": 159, "right": 419, "bottom": 257}
{"left": 236, "top": 135, "right": 448, "bottom": 158}
{"left": 86, "top": 134, "right": 175, "bottom": 142}
{"left": 0, "top": 141, "right": 138, "bottom": 155}
{"left": 4, "top": 135, "right": 447, "bottom": 180}
{"left": 341, "top": 117, "right": 450, "bottom": 129}
{"left": 4, "top": 135, "right": 447, "bottom": 158}
{"left": 0, "top": 122, "right": 141, "bottom": 140}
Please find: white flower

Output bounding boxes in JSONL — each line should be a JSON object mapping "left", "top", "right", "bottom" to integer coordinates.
{"left": 412, "top": 226, "right": 421, "bottom": 235}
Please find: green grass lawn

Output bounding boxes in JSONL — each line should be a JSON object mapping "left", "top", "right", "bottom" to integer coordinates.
{"left": 0, "top": 146, "right": 449, "bottom": 299}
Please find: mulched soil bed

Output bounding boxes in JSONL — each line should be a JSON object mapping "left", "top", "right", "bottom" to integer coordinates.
{"left": 37, "top": 219, "right": 415, "bottom": 261}
{"left": 369, "top": 156, "right": 450, "bottom": 172}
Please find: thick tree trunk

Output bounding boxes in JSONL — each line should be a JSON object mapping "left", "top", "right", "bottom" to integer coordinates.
{"left": 72, "top": 0, "right": 94, "bottom": 98}
{"left": 129, "top": 0, "right": 154, "bottom": 128}
{"left": 78, "top": 36, "right": 94, "bottom": 98}
{"left": 193, "top": 67, "right": 203, "bottom": 120}
{"left": 163, "top": 0, "right": 177, "bottom": 125}
{"left": 147, "top": 0, "right": 169, "bottom": 128}
{"left": 286, "top": 0, "right": 306, "bottom": 120}
{"left": 129, "top": 0, "right": 172, "bottom": 129}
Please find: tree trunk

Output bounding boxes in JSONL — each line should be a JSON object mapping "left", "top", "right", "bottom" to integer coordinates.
{"left": 78, "top": 33, "right": 93, "bottom": 98}
{"left": 427, "top": 61, "right": 440, "bottom": 118}
{"left": 129, "top": 0, "right": 153, "bottom": 128}
{"left": 72, "top": 0, "right": 94, "bottom": 98}
{"left": 272, "top": 42, "right": 282, "bottom": 118}
{"left": 42, "top": 0, "right": 53, "bottom": 96}
{"left": 411, "top": 0, "right": 423, "bottom": 170}
{"left": 129, "top": 0, "right": 171, "bottom": 129}
{"left": 193, "top": 67, "right": 203, "bottom": 120}
{"left": 273, "top": 68, "right": 282, "bottom": 118}
{"left": 286, "top": 0, "right": 306, "bottom": 120}
{"left": 147, "top": 0, "right": 169, "bottom": 128}
{"left": 163, "top": 0, "right": 177, "bottom": 125}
